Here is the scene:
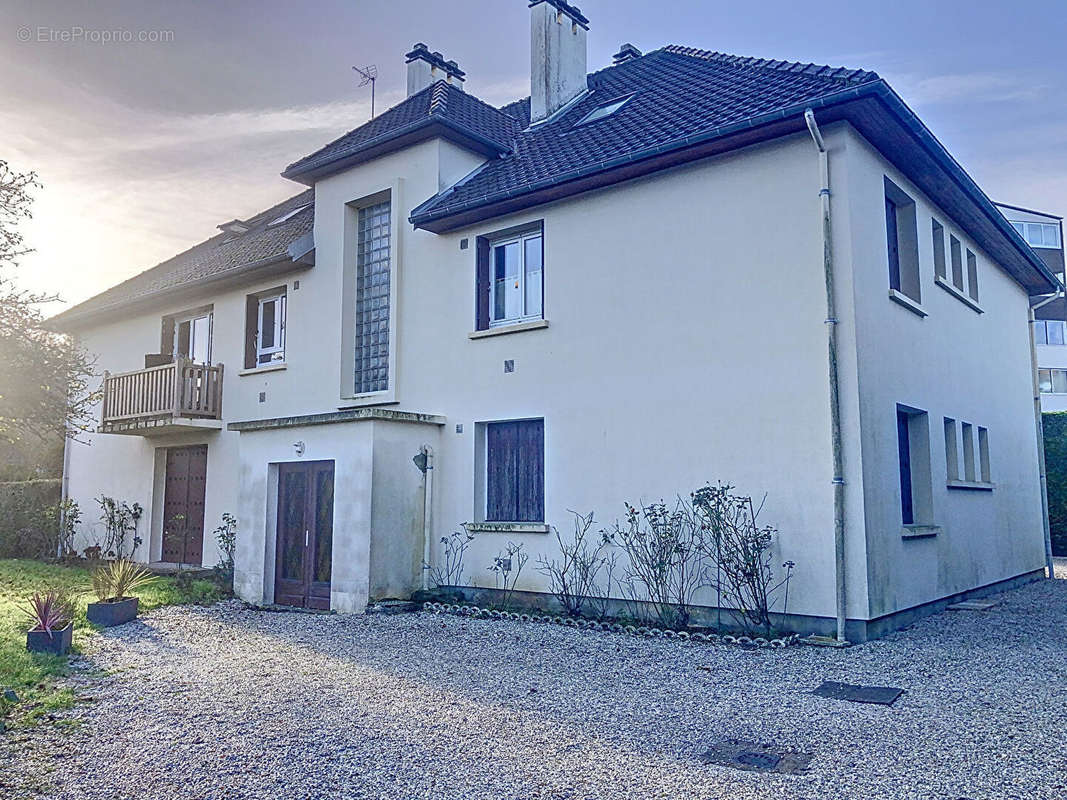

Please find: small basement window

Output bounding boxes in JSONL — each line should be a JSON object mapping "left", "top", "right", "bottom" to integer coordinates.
{"left": 574, "top": 95, "right": 633, "bottom": 127}
{"left": 885, "top": 178, "right": 921, "bottom": 304}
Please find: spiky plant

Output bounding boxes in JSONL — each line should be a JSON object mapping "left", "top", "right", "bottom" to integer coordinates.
{"left": 92, "top": 560, "right": 156, "bottom": 602}
{"left": 24, "top": 590, "right": 74, "bottom": 633}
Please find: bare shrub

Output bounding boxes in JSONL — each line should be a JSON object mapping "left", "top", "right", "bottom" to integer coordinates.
{"left": 424, "top": 529, "right": 474, "bottom": 588}
{"left": 692, "top": 483, "right": 795, "bottom": 635}
{"left": 610, "top": 498, "right": 711, "bottom": 629}
{"left": 536, "top": 511, "right": 617, "bottom": 619}
{"left": 487, "top": 541, "right": 528, "bottom": 610}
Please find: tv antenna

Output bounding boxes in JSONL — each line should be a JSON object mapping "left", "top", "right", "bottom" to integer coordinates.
{"left": 352, "top": 64, "right": 378, "bottom": 119}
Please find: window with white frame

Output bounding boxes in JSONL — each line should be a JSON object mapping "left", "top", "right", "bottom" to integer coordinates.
{"left": 257, "top": 292, "right": 286, "bottom": 365}
{"left": 1039, "top": 368, "right": 1067, "bottom": 394}
{"left": 1011, "top": 220, "right": 1061, "bottom": 249}
{"left": 244, "top": 287, "right": 286, "bottom": 369}
{"left": 490, "top": 231, "right": 543, "bottom": 326}
{"left": 1034, "top": 319, "right": 1066, "bottom": 346}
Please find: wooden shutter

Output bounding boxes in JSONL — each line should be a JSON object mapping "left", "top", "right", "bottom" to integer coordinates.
{"left": 486, "top": 420, "right": 544, "bottom": 523}
{"left": 516, "top": 419, "right": 544, "bottom": 523}
{"left": 244, "top": 294, "right": 260, "bottom": 369}
{"left": 160, "top": 316, "right": 175, "bottom": 359}
{"left": 476, "top": 236, "right": 491, "bottom": 331}
{"left": 486, "top": 422, "right": 518, "bottom": 522}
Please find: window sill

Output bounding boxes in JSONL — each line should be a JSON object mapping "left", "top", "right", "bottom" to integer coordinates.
{"left": 465, "top": 522, "right": 550, "bottom": 534}
{"left": 238, "top": 363, "right": 287, "bottom": 377}
{"left": 935, "top": 277, "right": 983, "bottom": 313}
{"left": 902, "top": 524, "right": 941, "bottom": 539}
{"left": 469, "top": 319, "right": 549, "bottom": 339}
{"left": 887, "top": 289, "right": 927, "bottom": 317}
{"left": 947, "top": 479, "right": 995, "bottom": 491}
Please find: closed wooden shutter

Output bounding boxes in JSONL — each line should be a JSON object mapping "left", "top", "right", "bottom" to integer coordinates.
{"left": 516, "top": 419, "right": 544, "bottom": 523}
{"left": 160, "top": 316, "right": 175, "bottom": 358}
{"left": 244, "top": 294, "right": 259, "bottom": 369}
{"left": 476, "top": 236, "right": 491, "bottom": 331}
{"left": 486, "top": 419, "right": 544, "bottom": 523}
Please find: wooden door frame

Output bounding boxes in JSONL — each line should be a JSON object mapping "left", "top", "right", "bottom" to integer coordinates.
{"left": 274, "top": 460, "right": 334, "bottom": 609}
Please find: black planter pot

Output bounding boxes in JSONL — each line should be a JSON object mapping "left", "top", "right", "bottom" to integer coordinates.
{"left": 26, "top": 624, "right": 73, "bottom": 655}
{"left": 86, "top": 597, "right": 139, "bottom": 627}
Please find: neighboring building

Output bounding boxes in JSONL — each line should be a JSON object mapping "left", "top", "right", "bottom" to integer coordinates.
{"left": 995, "top": 202, "right": 1067, "bottom": 412}
{"left": 50, "top": 0, "right": 1058, "bottom": 641}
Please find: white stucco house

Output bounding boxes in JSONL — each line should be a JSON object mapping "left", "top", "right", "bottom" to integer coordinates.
{"left": 50, "top": 0, "right": 1060, "bottom": 641}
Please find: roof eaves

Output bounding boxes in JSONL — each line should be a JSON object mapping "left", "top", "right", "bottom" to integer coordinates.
{"left": 410, "top": 82, "right": 876, "bottom": 226}
{"left": 869, "top": 82, "right": 1059, "bottom": 293}
{"left": 47, "top": 252, "right": 306, "bottom": 332}
{"left": 282, "top": 115, "right": 510, "bottom": 184}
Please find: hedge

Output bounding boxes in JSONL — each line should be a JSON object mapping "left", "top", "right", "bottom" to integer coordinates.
{"left": 1042, "top": 412, "right": 1067, "bottom": 556}
{"left": 0, "top": 479, "right": 62, "bottom": 559}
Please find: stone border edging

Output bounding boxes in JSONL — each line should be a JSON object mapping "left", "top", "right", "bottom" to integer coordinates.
{"left": 422, "top": 602, "right": 800, "bottom": 648}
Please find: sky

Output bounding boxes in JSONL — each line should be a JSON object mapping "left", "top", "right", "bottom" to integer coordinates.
{"left": 2, "top": 0, "right": 1065, "bottom": 311}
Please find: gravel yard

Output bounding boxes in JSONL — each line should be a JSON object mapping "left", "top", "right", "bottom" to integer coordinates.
{"left": 4, "top": 568, "right": 1067, "bottom": 800}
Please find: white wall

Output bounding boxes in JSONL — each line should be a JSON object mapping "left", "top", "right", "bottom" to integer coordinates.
{"left": 65, "top": 121, "right": 1044, "bottom": 629}
{"left": 843, "top": 128, "right": 1045, "bottom": 619}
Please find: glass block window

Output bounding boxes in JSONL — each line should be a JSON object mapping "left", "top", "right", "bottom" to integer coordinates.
{"left": 354, "top": 200, "right": 391, "bottom": 394}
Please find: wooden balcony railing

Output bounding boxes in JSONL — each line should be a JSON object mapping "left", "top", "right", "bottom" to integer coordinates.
{"left": 101, "top": 358, "right": 224, "bottom": 432}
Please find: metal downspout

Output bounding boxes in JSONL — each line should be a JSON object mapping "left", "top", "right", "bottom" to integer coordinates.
{"left": 1030, "top": 290, "right": 1062, "bottom": 579}
{"left": 805, "top": 109, "right": 848, "bottom": 643}
{"left": 420, "top": 446, "right": 435, "bottom": 592}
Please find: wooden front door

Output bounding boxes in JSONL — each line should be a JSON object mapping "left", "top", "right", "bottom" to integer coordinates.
{"left": 275, "top": 461, "right": 335, "bottom": 610}
{"left": 162, "top": 445, "right": 208, "bottom": 564}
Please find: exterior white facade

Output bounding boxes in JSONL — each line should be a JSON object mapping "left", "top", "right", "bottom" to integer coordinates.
{"left": 55, "top": 12, "right": 1056, "bottom": 641}
{"left": 994, "top": 203, "right": 1067, "bottom": 413}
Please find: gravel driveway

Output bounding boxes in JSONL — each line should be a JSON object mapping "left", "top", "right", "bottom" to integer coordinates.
{"left": 4, "top": 569, "right": 1067, "bottom": 800}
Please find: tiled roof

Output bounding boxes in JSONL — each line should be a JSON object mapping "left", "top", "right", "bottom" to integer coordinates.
{"left": 50, "top": 190, "right": 314, "bottom": 326}
{"left": 411, "top": 45, "right": 880, "bottom": 225}
{"left": 282, "top": 82, "right": 521, "bottom": 180}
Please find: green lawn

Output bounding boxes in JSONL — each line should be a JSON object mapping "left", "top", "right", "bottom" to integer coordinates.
{"left": 0, "top": 559, "right": 224, "bottom": 726}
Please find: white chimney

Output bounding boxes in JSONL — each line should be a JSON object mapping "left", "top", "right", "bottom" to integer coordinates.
{"left": 405, "top": 43, "right": 466, "bottom": 97}
{"left": 529, "top": 0, "right": 589, "bottom": 123}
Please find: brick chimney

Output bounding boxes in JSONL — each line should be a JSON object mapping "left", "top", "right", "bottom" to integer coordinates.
{"left": 405, "top": 43, "right": 466, "bottom": 96}
{"left": 529, "top": 0, "right": 589, "bottom": 123}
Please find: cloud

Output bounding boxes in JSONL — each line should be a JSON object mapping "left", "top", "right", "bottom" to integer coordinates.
{"left": 890, "top": 70, "right": 1049, "bottom": 106}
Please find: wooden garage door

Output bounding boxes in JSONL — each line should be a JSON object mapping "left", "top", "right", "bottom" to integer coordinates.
{"left": 162, "top": 445, "right": 207, "bottom": 565}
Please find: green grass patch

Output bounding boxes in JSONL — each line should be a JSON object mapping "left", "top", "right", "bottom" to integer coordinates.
{"left": 0, "top": 559, "right": 225, "bottom": 726}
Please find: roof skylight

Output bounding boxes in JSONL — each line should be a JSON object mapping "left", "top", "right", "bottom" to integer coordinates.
{"left": 267, "top": 203, "right": 311, "bottom": 227}
{"left": 574, "top": 95, "right": 632, "bottom": 127}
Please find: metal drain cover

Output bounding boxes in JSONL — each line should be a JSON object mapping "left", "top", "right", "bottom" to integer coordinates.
{"left": 813, "top": 680, "right": 903, "bottom": 705}
{"left": 701, "top": 740, "right": 812, "bottom": 775}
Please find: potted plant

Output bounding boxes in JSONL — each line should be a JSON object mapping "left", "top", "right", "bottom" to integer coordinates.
{"left": 25, "top": 591, "right": 74, "bottom": 655}
{"left": 86, "top": 560, "right": 155, "bottom": 627}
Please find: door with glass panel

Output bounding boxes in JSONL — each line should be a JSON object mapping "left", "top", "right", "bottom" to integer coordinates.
{"left": 274, "top": 461, "right": 335, "bottom": 610}
{"left": 173, "top": 311, "right": 213, "bottom": 364}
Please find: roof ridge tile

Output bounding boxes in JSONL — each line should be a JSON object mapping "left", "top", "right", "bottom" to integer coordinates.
{"left": 659, "top": 44, "right": 880, "bottom": 85}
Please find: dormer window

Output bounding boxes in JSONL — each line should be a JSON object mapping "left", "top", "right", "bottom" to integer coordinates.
{"left": 574, "top": 95, "right": 633, "bottom": 127}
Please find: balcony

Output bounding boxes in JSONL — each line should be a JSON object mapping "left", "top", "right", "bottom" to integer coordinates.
{"left": 101, "top": 359, "right": 224, "bottom": 435}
